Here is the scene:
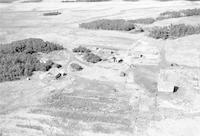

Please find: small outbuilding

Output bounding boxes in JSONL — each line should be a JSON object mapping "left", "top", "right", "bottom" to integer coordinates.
{"left": 55, "top": 73, "right": 62, "bottom": 79}
{"left": 120, "top": 72, "right": 127, "bottom": 77}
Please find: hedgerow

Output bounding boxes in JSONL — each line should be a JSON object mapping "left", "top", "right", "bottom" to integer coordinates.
{"left": 149, "top": 24, "right": 200, "bottom": 39}
{"left": 156, "top": 8, "right": 200, "bottom": 20}
{"left": 0, "top": 38, "right": 63, "bottom": 82}
{"left": 79, "top": 19, "right": 135, "bottom": 31}
{"left": 128, "top": 18, "right": 155, "bottom": 24}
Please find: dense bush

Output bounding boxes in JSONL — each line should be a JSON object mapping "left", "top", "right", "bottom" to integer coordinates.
{"left": 72, "top": 46, "right": 91, "bottom": 54}
{"left": 0, "top": 38, "right": 63, "bottom": 54}
{"left": 79, "top": 19, "right": 135, "bottom": 31}
{"left": 70, "top": 63, "right": 83, "bottom": 71}
{"left": 156, "top": 8, "right": 200, "bottom": 20}
{"left": 128, "top": 18, "right": 155, "bottom": 24}
{"left": 0, "top": 38, "right": 63, "bottom": 82}
{"left": 83, "top": 53, "right": 102, "bottom": 63}
{"left": 149, "top": 24, "right": 200, "bottom": 39}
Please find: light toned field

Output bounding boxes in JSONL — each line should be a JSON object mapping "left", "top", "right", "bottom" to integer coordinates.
{"left": 1, "top": 0, "right": 200, "bottom": 136}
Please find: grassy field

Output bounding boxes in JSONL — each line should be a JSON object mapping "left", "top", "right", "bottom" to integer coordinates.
{"left": 1, "top": 1, "right": 200, "bottom": 136}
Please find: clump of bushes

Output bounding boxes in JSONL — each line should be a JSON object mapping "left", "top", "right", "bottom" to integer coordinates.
{"left": 43, "top": 11, "right": 61, "bottom": 16}
{"left": 72, "top": 46, "right": 91, "bottom": 54}
{"left": 79, "top": 19, "right": 135, "bottom": 31}
{"left": 149, "top": 24, "right": 200, "bottom": 39}
{"left": 0, "top": 38, "right": 63, "bottom": 82}
{"left": 72, "top": 46, "right": 102, "bottom": 63}
{"left": 128, "top": 18, "right": 155, "bottom": 24}
{"left": 156, "top": 8, "right": 200, "bottom": 20}
{"left": 83, "top": 53, "right": 102, "bottom": 63}
{"left": 70, "top": 63, "right": 83, "bottom": 71}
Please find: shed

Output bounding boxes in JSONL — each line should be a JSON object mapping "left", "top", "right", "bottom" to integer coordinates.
{"left": 55, "top": 73, "right": 62, "bottom": 79}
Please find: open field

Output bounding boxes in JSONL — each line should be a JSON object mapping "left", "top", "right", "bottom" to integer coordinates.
{"left": 1, "top": 0, "right": 200, "bottom": 136}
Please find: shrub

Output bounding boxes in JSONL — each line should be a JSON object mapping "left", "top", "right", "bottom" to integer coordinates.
{"left": 128, "top": 18, "right": 155, "bottom": 24}
{"left": 70, "top": 63, "right": 83, "bottom": 71}
{"left": 83, "top": 53, "right": 102, "bottom": 63}
{"left": 72, "top": 46, "right": 91, "bottom": 54}
{"left": 157, "top": 8, "right": 200, "bottom": 20}
{"left": 79, "top": 19, "right": 135, "bottom": 31}
{"left": 0, "top": 38, "right": 63, "bottom": 82}
{"left": 149, "top": 24, "right": 200, "bottom": 39}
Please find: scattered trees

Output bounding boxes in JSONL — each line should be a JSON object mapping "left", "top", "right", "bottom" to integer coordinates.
{"left": 149, "top": 24, "right": 200, "bottom": 39}
{"left": 0, "top": 38, "right": 63, "bottom": 82}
